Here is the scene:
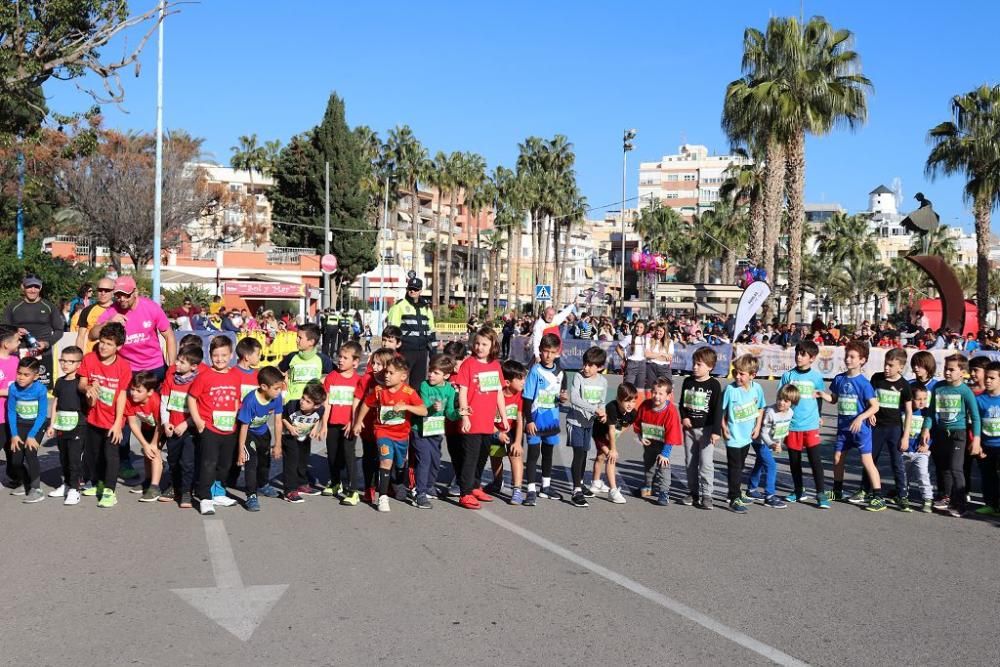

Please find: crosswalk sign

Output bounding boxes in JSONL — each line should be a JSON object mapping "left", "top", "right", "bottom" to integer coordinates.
{"left": 535, "top": 284, "right": 552, "bottom": 301}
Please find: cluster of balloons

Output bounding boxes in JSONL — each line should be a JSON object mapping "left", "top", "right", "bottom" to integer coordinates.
{"left": 740, "top": 265, "right": 768, "bottom": 287}
{"left": 631, "top": 249, "right": 670, "bottom": 274}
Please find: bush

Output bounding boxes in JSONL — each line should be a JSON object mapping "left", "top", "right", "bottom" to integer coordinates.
{"left": 438, "top": 303, "right": 467, "bottom": 323}
{"left": 0, "top": 238, "right": 105, "bottom": 308}
{"left": 161, "top": 283, "right": 214, "bottom": 313}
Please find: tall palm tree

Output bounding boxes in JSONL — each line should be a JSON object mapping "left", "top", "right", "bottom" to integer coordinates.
{"left": 230, "top": 133, "right": 268, "bottom": 245}
{"left": 443, "top": 151, "right": 468, "bottom": 308}
{"left": 816, "top": 212, "right": 879, "bottom": 323}
{"left": 462, "top": 153, "right": 489, "bottom": 309}
{"left": 480, "top": 228, "right": 507, "bottom": 321}
{"left": 385, "top": 125, "right": 428, "bottom": 272}
{"left": 926, "top": 84, "right": 1000, "bottom": 331}
{"left": 426, "top": 151, "right": 451, "bottom": 311}
{"left": 718, "top": 147, "right": 765, "bottom": 264}
{"left": 492, "top": 165, "right": 524, "bottom": 312}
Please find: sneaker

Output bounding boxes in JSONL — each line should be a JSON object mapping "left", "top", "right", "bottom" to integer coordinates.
{"left": 321, "top": 482, "right": 342, "bottom": 497}
{"left": 696, "top": 498, "right": 714, "bottom": 510}
{"left": 298, "top": 484, "right": 321, "bottom": 497}
{"left": 213, "top": 495, "right": 237, "bottom": 507}
{"left": 656, "top": 491, "right": 670, "bottom": 506}
{"left": 747, "top": 489, "right": 766, "bottom": 501}
{"left": 376, "top": 494, "right": 391, "bottom": 512}
{"left": 608, "top": 487, "right": 627, "bottom": 504}
{"left": 340, "top": 491, "right": 360, "bottom": 506}
{"left": 920, "top": 500, "right": 933, "bottom": 513}
{"left": 947, "top": 508, "right": 964, "bottom": 518}
{"left": 739, "top": 493, "right": 753, "bottom": 505}
{"left": 284, "top": 491, "right": 304, "bottom": 504}
{"left": 9, "top": 487, "right": 25, "bottom": 496}
{"left": 591, "top": 479, "right": 610, "bottom": 493}
{"left": 581, "top": 485, "right": 596, "bottom": 498}
{"left": 245, "top": 494, "right": 261, "bottom": 512}
{"left": 199, "top": 498, "right": 215, "bottom": 515}
{"left": 974, "top": 505, "right": 999, "bottom": 516}
{"left": 817, "top": 493, "right": 831, "bottom": 510}
{"left": 258, "top": 484, "right": 281, "bottom": 498}
{"left": 729, "top": 498, "right": 748, "bottom": 514}
{"left": 510, "top": 488, "right": 525, "bottom": 506}
{"left": 414, "top": 493, "right": 432, "bottom": 509}
{"left": 538, "top": 486, "right": 562, "bottom": 501}
{"left": 847, "top": 490, "right": 867, "bottom": 505}
{"left": 139, "top": 486, "right": 160, "bottom": 503}
{"left": 447, "top": 484, "right": 461, "bottom": 497}
{"left": 158, "top": 490, "right": 177, "bottom": 503}
{"left": 680, "top": 495, "right": 695, "bottom": 506}
{"left": 798, "top": 493, "right": 814, "bottom": 503}
{"left": 471, "top": 487, "right": 494, "bottom": 502}
{"left": 458, "top": 494, "right": 480, "bottom": 510}
{"left": 119, "top": 464, "right": 139, "bottom": 480}
{"left": 571, "top": 492, "right": 589, "bottom": 507}
{"left": 865, "top": 496, "right": 887, "bottom": 512}
{"left": 97, "top": 489, "right": 117, "bottom": 508}
{"left": 523, "top": 490, "right": 537, "bottom": 507}
{"left": 64, "top": 489, "right": 81, "bottom": 506}
{"left": 639, "top": 486, "right": 653, "bottom": 499}
{"left": 765, "top": 495, "right": 787, "bottom": 509}
{"left": 932, "top": 497, "right": 951, "bottom": 510}
{"left": 81, "top": 482, "right": 99, "bottom": 497}
{"left": 896, "top": 497, "right": 913, "bottom": 513}
{"left": 828, "top": 489, "right": 844, "bottom": 502}
{"left": 48, "top": 484, "right": 66, "bottom": 498}
{"left": 784, "top": 492, "right": 800, "bottom": 503}
{"left": 180, "top": 492, "right": 194, "bottom": 509}
{"left": 23, "top": 488, "right": 44, "bottom": 503}
{"left": 394, "top": 485, "right": 409, "bottom": 502}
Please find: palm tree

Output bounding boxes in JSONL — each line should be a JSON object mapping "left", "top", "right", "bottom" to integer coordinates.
{"left": 230, "top": 133, "right": 268, "bottom": 245}
{"left": 443, "top": 151, "right": 468, "bottom": 309}
{"left": 492, "top": 165, "right": 524, "bottom": 313}
{"left": 385, "top": 125, "right": 428, "bottom": 273}
{"left": 884, "top": 257, "right": 929, "bottom": 315}
{"left": 926, "top": 84, "right": 1000, "bottom": 331}
{"left": 462, "top": 153, "right": 489, "bottom": 309}
{"left": 699, "top": 200, "right": 748, "bottom": 284}
{"left": 908, "top": 223, "right": 958, "bottom": 262}
{"left": 426, "top": 151, "right": 451, "bottom": 311}
{"left": 719, "top": 148, "right": 765, "bottom": 264}
{"left": 480, "top": 228, "right": 507, "bottom": 321}
{"left": 816, "top": 212, "right": 879, "bottom": 322}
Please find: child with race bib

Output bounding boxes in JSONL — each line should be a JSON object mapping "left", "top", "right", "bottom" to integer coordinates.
{"left": 747, "top": 383, "right": 798, "bottom": 509}
{"left": 411, "top": 354, "right": 461, "bottom": 509}
{"left": 721, "top": 354, "right": 765, "bottom": 514}
{"left": 634, "top": 376, "right": 682, "bottom": 506}
{"left": 278, "top": 323, "right": 334, "bottom": 401}
{"left": 159, "top": 345, "right": 202, "bottom": 508}
{"left": 46, "top": 346, "right": 86, "bottom": 505}
{"left": 7, "top": 357, "right": 48, "bottom": 503}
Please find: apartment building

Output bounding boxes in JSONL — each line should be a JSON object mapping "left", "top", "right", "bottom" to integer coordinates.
{"left": 637, "top": 144, "right": 752, "bottom": 217}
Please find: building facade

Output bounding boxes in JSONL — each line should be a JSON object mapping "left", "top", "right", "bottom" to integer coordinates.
{"left": 637, "top": 144, "right": 752, "bottom": 217}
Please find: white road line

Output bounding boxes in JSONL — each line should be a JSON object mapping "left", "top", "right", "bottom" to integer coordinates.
{"left": 478, "top": 509, "right": 810, "bottom": 667}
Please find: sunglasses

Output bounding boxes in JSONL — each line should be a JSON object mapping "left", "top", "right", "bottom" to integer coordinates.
{"left": 114, "top": 290, "right": 135, "bottom": 298}
{"left": 24, "top": 284, "right": 40, "bottom": 289}
{"left": 97, "top": 288, "right": 113, "bottom": 293}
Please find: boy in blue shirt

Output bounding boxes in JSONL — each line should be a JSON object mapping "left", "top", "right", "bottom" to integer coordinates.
{"left": 779, "top": 341, "right": 828, "bottom": 506}
{"left": 236, "top": 366, "right": 285, "bottom": 512}
{"left": 975, "top": 361, "right": 1000, "bottom": 516}
{"left": 721, "top": 354, "right": 765, "bottom": 514}
{"left": 902, "top": 385, "right": 933, "bottom": 513}
{"left": 7, "top": 357, "right": 48, "bottom": 503}
{"left": 830, "top": 341, "right": 884, "bottom": 511}
{"left": 521, "top": 333, "right": 566, "bottom": 502}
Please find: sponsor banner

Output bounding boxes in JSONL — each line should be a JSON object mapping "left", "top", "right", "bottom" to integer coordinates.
{"left": 734, "top": 281, "right": 770, "bottom": 336}
{"left": 509, "top": 336, "right": 731, "bottom": 375}
{"left": 223, "top": 281, "right": 306, "bottom": 298}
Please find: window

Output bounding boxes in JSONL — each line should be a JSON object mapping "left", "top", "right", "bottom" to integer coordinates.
{"left": 683, "top": 174, "right": 696, "bottom": 182}
{"left": 665, "top": 193, "right": 679, "bottom": 200}
{"left": 666, "top": 174, "right": 679, "bottom": 182}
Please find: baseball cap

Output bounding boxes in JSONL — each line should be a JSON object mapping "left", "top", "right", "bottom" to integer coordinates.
{"left": 21, "top": 276, "right": 42, "bottom": 288}
{"left": 113, "top": 275, "right": 137, "bottom": 294}
{"left": 407, "top": 277, "right": 423, "bottom": 291}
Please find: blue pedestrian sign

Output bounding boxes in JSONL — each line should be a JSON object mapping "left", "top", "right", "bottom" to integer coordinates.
{"left": 534, "top": 284, "right": 552, "bottom": 301}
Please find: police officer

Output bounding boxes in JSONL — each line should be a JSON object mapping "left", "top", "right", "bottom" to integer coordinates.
{"left": 322, "top": 308, "right": 339, "bottom": 357}
{"left": 337, "top": 309, "right": 353, "bottom": 352}
{"left": 386, "top": 277, "right": 437, "bottom": 389}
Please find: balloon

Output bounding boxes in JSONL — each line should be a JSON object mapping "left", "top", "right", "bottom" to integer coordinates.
{"left": 630, "top": 250, "right": 642, "bottom": 269}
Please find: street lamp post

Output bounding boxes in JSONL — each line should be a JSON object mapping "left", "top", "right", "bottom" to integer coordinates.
{"left": 620, "top": 129, "right": 636, "bottom": 315}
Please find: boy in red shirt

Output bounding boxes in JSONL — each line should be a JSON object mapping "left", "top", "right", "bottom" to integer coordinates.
{"left": 320, "top": 341, "right": 363, "bottom": 504}
{"left": 353, "top": 356, "right": 427, "bottom": 512}
{"left": 633, "top": 377, "right": 682, "bottom": 506}
{"left": 355, "top": 348, "right": 395, "bottom": 504}
{"left": 78, "top": 322, "right": 132, "bottom": 508}
{"left": 125, "top": 371, "right": 163, "bottom": 503}
{"left": 188, "top": 336, "right": 241, "bottom": 516}
{"left": 159, "top": 345, "right": 202, "bottom": 507}
{"left": 486, "top": 360, "right": 527, "bottom": 503}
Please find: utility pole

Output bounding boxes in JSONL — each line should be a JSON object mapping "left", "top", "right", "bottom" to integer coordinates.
{"left": 620, "top": 129, "right": 636, "bottom": 315}
{"left": 377, "top": 178, "right": 389, "bottom": 335}
{"left": 324, "top": 160, "right": 330, "bottom": 309}
{"left": 151, "top": 0, "right": 165, "bottom": 303}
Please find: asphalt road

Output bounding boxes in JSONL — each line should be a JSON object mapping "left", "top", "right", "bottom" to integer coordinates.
{"left": 3, "top": 376, "right": 998, "bottom": 667}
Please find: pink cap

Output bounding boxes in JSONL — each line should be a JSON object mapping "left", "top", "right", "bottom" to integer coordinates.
{"left": 113, "top": 275, "right": 137, "bottom": 294}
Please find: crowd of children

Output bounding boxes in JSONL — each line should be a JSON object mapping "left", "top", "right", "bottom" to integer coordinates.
{"left": 1, "top": 320, "right": 998, "bottom": 520}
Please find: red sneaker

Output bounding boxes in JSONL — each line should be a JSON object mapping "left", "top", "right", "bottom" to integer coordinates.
{"left": 298, "top": 485, "right": 320, "bottom": 496}
{"left": 459, "top": 494, "right": 481, "bottom": 510}
{"left": 364, "top": 487, "right": 375, "bottom": 504}
{"left": 471, "top": 487, "right": 494, "bottom": 502}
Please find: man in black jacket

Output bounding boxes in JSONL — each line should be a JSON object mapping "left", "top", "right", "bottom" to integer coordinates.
{"left": 2, "top": 275, "right": 63, "bottom": 387}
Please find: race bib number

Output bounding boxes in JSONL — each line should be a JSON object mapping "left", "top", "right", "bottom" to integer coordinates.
{"left": 793, "top": 382, "right": 815, "bottom": 400}
{"left": 641, "top": 422, "right": 665, "bottom": 441}
{"left": 909, "top": 419, "right": 924, "bottom": 439}
{"left": 936, "top": 394, "right": 961, "bottom": 421}
{"left": 537, "top": 390, "right": 557, "bottom": 410}
{"left": 423, "top": 415, "right": 445, "bottom": 436}
{"left": 249, "top": 414, "right": 270, "bottom": 430}
{"left": 772, "top": 421, "right": 790, "bottom": 441}
{"left": 53, "top": 410, "right": 79, "bottom": 431}
{"left": 291, "top": 365, "right": 320, "bottom": 384}
{"left": 477, "top": 371, "right": 501, "bottom": 393}
{"left": 241, "top": 384, "right": 257, "bottom": 400}
{"left": 582, "top": 385, "right": 604, "bottom": 405}
{"left": 212, "top": 411, "right": 237, "bottom": 432}
{"left": 982, "top": 417, "right": 1000, "bottom": 438}
{"left": 683, "top": 389, "right": 709, "bottom": 412}
{"left": 733, "top": 401, "right": 758, "bottom": 422}
{"left": 837, "top": 396, "right": 858, "bottom": 416}
{"left": 166, "top": 390, "right": 188, "bottom": 413}
{"left": 379, "top": 405, "right": 406, "bottom": 426}
{"left": 504, "top": 404, "right": 519, "bottom": 422}
{"left": 97, "top": 385, "right": 115, "bottom": 407}
{"left": 328, "top": 386, "right": 355, "bottom": 406}
{"left": 15, "top": 400, "right": 38, "bottom": 420}
{"left": 877, "top": 389, "right": 900, "bottom": 410}
{"left": 139, "top": 412, "right": 156, "bottom": 427}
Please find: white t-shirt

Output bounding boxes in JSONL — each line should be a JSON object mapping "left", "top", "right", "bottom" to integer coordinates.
{"left": 620, "top": 334, "right": 647, "bottom": 361}
{"left": 647, "top": 337, "right": 674, "bottom": 366}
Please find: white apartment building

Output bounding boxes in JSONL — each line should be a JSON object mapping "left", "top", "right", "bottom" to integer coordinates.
{"left": 637, "top": 144, "right": 752, "bottom": 216}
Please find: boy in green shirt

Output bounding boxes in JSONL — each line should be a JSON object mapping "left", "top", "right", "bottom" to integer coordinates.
{"left": 411, "top": 354, "right": 462, "bottom": 509}
{"left": 278, "top": 323, "right": 335, "bottom": 400}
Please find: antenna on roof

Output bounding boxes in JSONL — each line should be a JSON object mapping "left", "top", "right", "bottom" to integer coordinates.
{"left": 891, "top": 177, "right": 903, "bottom": 211}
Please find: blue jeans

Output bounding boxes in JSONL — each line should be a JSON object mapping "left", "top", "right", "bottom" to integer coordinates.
{"left": 863, "top": 425, "right": 905, "bottom": 494}
{"left": 748, "top": 439, "right": 777, "bottom": 496}
{"left": 412, "top": 434, "right": 442, "bottom": 497}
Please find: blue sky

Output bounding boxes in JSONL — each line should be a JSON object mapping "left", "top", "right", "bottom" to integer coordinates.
{"left": 47, "top": 0, "right": 997, "bottom": 233}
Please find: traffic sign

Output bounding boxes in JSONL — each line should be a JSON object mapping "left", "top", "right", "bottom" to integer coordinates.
{"left": 534, "top": 284, "right": 552, "bottom": 301}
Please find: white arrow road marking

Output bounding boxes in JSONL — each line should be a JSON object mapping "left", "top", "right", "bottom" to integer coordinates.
{"left": 172, "top": 520, "right": 287, "bottom": 641}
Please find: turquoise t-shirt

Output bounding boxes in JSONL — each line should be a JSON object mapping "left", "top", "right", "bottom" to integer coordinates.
{"left": 780, "top": 367, "right": 825, "bottom": 432}
{"left": 722, "top": 382, "right": 766, "bottom": 447}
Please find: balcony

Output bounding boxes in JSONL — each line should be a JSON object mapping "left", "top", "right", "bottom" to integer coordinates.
{"left": 266, "top": 246, "right": 317, "bottom": 264}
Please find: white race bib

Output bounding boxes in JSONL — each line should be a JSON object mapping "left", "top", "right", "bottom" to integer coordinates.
{"left": 837, "top": 396, "right": 857, "bottom": 416}
{"left": 53, "top": 410, "right": 79, "bottom": 431}
{"left": 97, "top": 385, "right": 115, "bottom": 407}
{"left": 379, "top": 405, "right": 406, "bottom": 426}
{"left": 212, "top": 411, "right": 237, "bottom": 432}
{"left": 14, "top": 400, "right": 38, "bottom": 420}
{"left": 641, "top": 423, "right": 665, "bottom": 441}
{"left": 328, "top": 386, "right": 355, "bottom": 406}
{"left": 582, "top": 385, "right": 604, "bottom": 405}
{"left": 166, "top": 390, "right": 188, "bottom": 413}
{"left": 477, "top": 371, "right": 501, "bottom": 393}
{"left": 423, "top": 415, "right": 445, "bottom": 436}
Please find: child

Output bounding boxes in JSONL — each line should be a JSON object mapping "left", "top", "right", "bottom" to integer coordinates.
{"left": 975, "top": 362, "right": 1000, "bottom": 516}
{"left": 521, "top": 333, "right": 565, "bottom": 505}
{"left": 356, "top": 348, "right": 395, "bottom": 504}
{"left": 278, "top": 323, "right": 335, "bottom": 402}
{"left": 830, "top": 341, "right": 885, "bottom": 512}
{"left": 125, "top": 371, "right": 163, "bottom": 502}
{"left": 234, "top": 337, "right": 262, "bottom": 400}
{"left": 679, "top": 346, "right": 723, "bottom": 509}
{"left": 412, "top": 354, "right": 460, "bottom": 509}
{"left": 363, "top": 324, "right": 373, "bottom": 353}
{"left": 0, "top": 325, "right": 21, "bottom": 490}
{"left": 353, "top": 357, "right": 426, "bottom": 512}
{"left": 441, "top": 340, "right": 469, "bottom": 497}
{"left": 78, "top": 322, "right": 132, "bottom": 508}
{"left": 721, "top": 354, "right": 765, "bottom": 514}
{"left": 455, "top": 326, "right": 508, "bottom": 510}
{"left": 319, "top": 341, "right": 363, "bottom": 504}
{"left": 965, "top": 355, "right": 988, "bottom": 503}
{"left": 236, "top": 365, "right": 285, "bottom": 511}
{"left": 779, "top": 341, "right": 827, "bottom": 505}
{"left": 488, "top": 360, "right": 526, "bottom": 503}
{"left": 188, "top": 335, "right": 242, "bottom": 515}
{"left": 862, "top": 348, "right": 913, "bottom": 509}
{"left": 6, "top": 357, "right": 48, "bottom": 503}
{"left": 902, "top": 385, "right": 934, "bottom": 513}
{"left": 922, "top": 353, "right": 980, "bottom": 517}
{"left": 633, "top": 377, "right": 681, "bottom": 506}
{"left": 159, "top": 345, "right": 202, "bottom": 507}
{"left": 45, "top": 345, "right": 85, "bottom": 505}
{"left": 747, "top": 384, "right": 799, "bottom": 509}
{"left": 280, "top": 380, "right": 326, "bottom": 503}
{"left": 565, "top": 346, "right": 608, "bottom": 507}
{"left": 910, "top": 350, "right": 937, "bottom": 392}
{"left": 591, "top": 382, "right": 638, "bottom": 505}
{"left": 381, "top": 325, "right": 403, "bottom": 352}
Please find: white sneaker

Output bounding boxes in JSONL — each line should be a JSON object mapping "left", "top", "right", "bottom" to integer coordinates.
{"left": 200, "top": 499, "right": 215, "bottom": 515}
{"left": 592, "top": 479, "right": 610, "bottom": 493}
{"left": 48, "top": 484, "right": 67, "bottom": 498}
{"left": 212, "top": 495, "right": 237, "bottom": 507}
{"left": 608, "top": 487, "right": 627, "bottom": 504}
{"left": 64, "top": 489, "right": 81, "bottom": 505}
{"left": 377, "top": 495, "right": 391, "bottom": 513}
